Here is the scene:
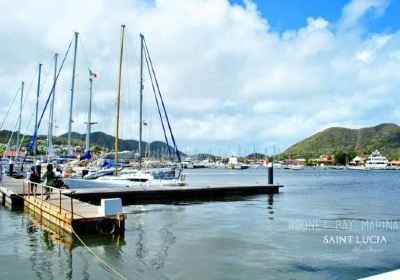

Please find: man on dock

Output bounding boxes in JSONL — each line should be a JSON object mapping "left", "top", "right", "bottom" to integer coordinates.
{"left": 28, "top": 166, "right": 40, "bottom": 193}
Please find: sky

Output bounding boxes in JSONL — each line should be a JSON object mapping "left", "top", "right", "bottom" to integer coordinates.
{"left": 0, "top": 0, "right": 400, "bottom": 156}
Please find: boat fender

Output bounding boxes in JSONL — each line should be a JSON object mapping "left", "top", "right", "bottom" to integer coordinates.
{"left": 96, "top": 218, "right": 116, "bottom": 235}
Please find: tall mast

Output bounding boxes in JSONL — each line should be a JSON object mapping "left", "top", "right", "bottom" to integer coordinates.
{"left": 67, "top": 32, "right": 79, "bottom": 155}
{"left": 17, "top": 81, "right": 24, "bottom": 153}
{"left": 85, "top": 77, "right": 94, "bottom": 152}
{"left": 139, "top": 33, "right": 144, "bottom": 168}
{"left": 114, "top": 25, "right": 125, "bottom": 176}
{"left": 48, "top": 53, "right": 58, "bottom": 160}
{"left": 34, "top": 63, "right": 42, "bottom": 159}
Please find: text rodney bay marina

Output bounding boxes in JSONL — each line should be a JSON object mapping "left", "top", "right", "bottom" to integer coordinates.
{"left": 288, "top": 219, "right": 398, "bottom": 231}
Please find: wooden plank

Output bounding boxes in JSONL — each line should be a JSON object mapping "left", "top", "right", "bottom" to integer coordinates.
{"left": 25, "top": 194, "right": 103, "bottom": 220}
{"left": 1, "top": 176, "right": 126, "bottom": 235}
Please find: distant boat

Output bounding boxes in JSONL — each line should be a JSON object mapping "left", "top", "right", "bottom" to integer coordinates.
{"left": 347, "top": 165, "right": 371, "bottom": 171}
{"left": 192, "top": 161, "right": 206, "bottom": 168}
{"left": 182, "top": 161, "right": 194, "bottom": 169}
{"left": 233, "top": 163, "right": 250, "bottom": 170}
{"left": 290, "top": 165, "right": 305, "bottom": 170}
{"left": 365, "top": 150, "right": 389, "bottom": 169}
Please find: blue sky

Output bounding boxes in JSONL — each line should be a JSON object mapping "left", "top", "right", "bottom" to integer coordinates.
{"left": 231, "top": 0, "right": 400, "bottom": 32}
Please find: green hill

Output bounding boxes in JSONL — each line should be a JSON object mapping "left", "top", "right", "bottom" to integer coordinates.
{"left": 0, "top": 130, "right": 185, "bottom": 157}
{"left": 283, "top": 123, "right": 400, "bottom": 160}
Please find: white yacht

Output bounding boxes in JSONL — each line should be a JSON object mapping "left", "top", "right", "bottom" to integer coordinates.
{"left": 94, "top": 169, "right": 185, "bottom": 187}
{"left": 290, "top": 164, "right": 305, "bottom": 170}
{"left": 365, "top": 150, "right": 389, "bottom": 169}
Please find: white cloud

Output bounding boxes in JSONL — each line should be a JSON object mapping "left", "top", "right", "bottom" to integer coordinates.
{"left": 0, "top": 0, "right": 400, "bottom": 155}
{"left": 338, "top": 0, "right": 389, "bottom": 30}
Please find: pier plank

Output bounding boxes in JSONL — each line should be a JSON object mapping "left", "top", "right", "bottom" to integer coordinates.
{"left": 1, "top": 176, "right": 126, "bottom": 234}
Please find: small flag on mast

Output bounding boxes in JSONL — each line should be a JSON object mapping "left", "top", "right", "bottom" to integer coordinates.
{"left": 89, "top": 69, "right": 97, "bottom": 79}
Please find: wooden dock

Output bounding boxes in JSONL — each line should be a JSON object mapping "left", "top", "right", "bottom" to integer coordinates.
{"left": 63, "top": 181, "right": 283, "bottom": 205}
{"left": 1, "top": 176, "right": 126, "bottom": 235}
{"left": 1, "top": 174, "right": 282, "bottom": 234}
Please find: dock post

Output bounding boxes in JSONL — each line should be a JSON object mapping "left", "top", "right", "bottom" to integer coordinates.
{"left": 268, "top": 166, "right": 273, "bottom": 184}
{"left": 8, "top": 161, "right": 14, "bottom": 176}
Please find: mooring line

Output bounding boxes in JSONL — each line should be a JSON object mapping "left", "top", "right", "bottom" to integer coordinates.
{"left": 10, "top": 188, "right": 128, "bottom": 280}
{"left": 69, "top": 226, "right": 129, "bottom": 280}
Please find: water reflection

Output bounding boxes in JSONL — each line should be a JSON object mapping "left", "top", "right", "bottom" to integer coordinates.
{"left": 135, "top": 221, "right": 146, "bottom": 259}
{"left": 24, "top": 208, "right": 126, "bottom": 248}
{"left": 268, "top": 194, "right": 274, "bottom": 219}
{"left": 130, "top": 205, "right": 182, "bottom": 277}
{"left": 150, "top": 221, "right": 177, "bottom": 270}
{"left": 22, "top": 207, "right": 126, "bottom": 279}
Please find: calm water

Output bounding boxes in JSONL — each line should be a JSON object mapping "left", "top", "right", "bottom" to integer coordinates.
{"left": 1, "top": 169, "right": 399, "bottom": 279}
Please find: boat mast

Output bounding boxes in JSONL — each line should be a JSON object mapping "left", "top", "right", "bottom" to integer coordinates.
{"left": 139, "top": 33, "right": 144, "bottom": 168}
{"left": 34, "top": 63, "right": 42, "bottom": 159}
{"left": 85, "top": 77, "right": 94, "bottom": 152}
{"left": 114, "top": 25, "right": 125, "bottom": 176}
{"left": 16, "top": 81, "right": 24, "bottom": 154}
{"left": 67, "top": 32, "right": 79, "bottom": 155}
{"left": 13, "top": 81, "right": 24, "bottom": 163}
{"left": 48, "top": 53, "right": 58, "bottom": 160}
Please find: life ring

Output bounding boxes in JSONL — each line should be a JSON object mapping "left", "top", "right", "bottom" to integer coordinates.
{"left": 96, "top": 218, "right": 116, "bottom": 235}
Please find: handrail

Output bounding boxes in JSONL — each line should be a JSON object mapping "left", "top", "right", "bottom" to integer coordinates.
{"left": 23, "top": 179, "right": 82, "bottom": 218}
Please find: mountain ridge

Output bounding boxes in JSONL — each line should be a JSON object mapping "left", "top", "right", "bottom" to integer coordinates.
{"left": 0, "top": 130, "right": 185, "bottom": 156}
{"left": 283, "top": 123, "right": 400, "bottom": 159}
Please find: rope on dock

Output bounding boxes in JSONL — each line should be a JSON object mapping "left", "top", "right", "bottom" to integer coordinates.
{"left": 70, "top": 226, "right": 128, "bottom": 280}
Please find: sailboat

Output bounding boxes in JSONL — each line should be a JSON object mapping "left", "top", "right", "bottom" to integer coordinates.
{"left": 93, "top": 26, "right": 184, "bottom": 187}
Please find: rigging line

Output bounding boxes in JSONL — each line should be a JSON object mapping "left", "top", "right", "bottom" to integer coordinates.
{"left": 37, "top": 64, "right": 52, "bottom": 119}
{"left": 5, "top": 109, "right": 23, "bottom": 154}
{"left": 143, "top": 49, "right": 173, "bottom": 161}
{"left": 22, "top": 34, "right": 75, "bottom": 163}
{"left": 20, "top": 63, "right": 52, "bottom": 156}
{"left": 0, "top": 86, "right": 20, "bottom": 131}
{"left": 21, "top": 69, "right": 38, "bottom": 118}
{"left": 143, "top": 39, "right": 181, "bottom": 163}
{"left": 79, "top": 35, "right": 92, "bottom": 71}
{"left": 125, "top": 39, "right": 134, "bottom": 140}
{"left": 14, "top": 65, "right": 49, "bottom": 161}
{"left": 120, "top": 34, "right": 130, "bottom": 140}
{"left": 14, "top": 81, "right": 41, "bottom": 158}
{"left": 127, "top": 32, "right": 142, "bottom": 142}
{"left": 69, "top": 226, "right": 129, "bottom": 280}
{"left": 2, "top": 86, "right": 24, "bottom": 150}
{"left": 91, "top": 43, "right": 113, "bottom": 93}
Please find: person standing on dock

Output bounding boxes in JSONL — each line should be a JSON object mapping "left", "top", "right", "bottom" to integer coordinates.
{"left": 28, "top": 166, "right": 40, "bottom": 193}
{"left": 42, "top": 164, "right": 57, "bottom": 200}
{"left": 42, "top": 164, "right": 56, "bottom": 187}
